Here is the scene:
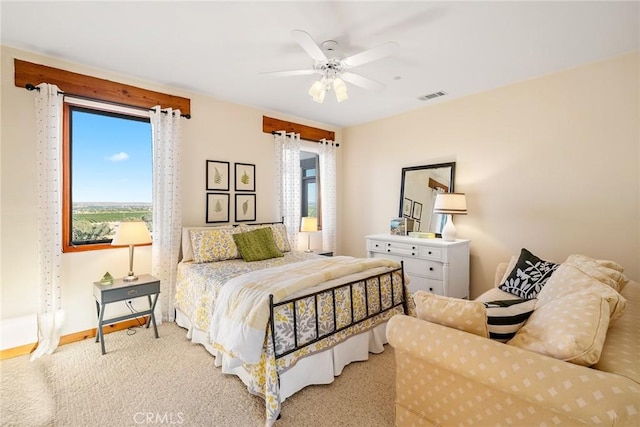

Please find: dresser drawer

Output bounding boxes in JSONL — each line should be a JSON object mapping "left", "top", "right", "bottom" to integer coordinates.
{"left": 406, "top": 275, "right": 445, "bottom": 296}
{"left": 99, "top": 281, "right": 160, "bottom": 304}
{"left": 404, "top": 259, "right": 443, "bottom": 279}
{"left": 418, "top": 246, "right": 443, "bottom": 261}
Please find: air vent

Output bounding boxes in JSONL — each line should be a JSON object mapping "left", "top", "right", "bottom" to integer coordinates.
{"left": 418, "top": 91, "right": 447, "bottom": 101}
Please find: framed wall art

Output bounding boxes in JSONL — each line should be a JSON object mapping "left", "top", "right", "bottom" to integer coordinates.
{"left": 402, "top": 198, "right": 413, "bottom": 217}
{"left": 234, "top": 162, "right": 255, "bottom": 192}
{"left": 206, "top": 160, "right": 229, "bottom": 191}
{"left": 412, "top": 201, "right": 423, "bottom": 220}
{"left": 235, "top": 194, "right": 256, "bottom": 222}
{"left": 206, "top": 193, "right": 230, "bottom": 223}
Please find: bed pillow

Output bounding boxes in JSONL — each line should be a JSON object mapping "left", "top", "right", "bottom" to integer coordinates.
{"left": 413, "top": 291, "right": 488, "bottom": 338}
{"left": 182, "top": 225, "right": 234, "bottom": 262}
{"left": 190, "top": 228, "right": 240, "bottom": 263}
{"left": 498, "top": 248, "right": 559, "bottom": 299}
{"left": 267, "top": 223, "right": 291, "bottom": 252}
{"left": 233, "top": 227, "right": 284, "bottom": 262}
{"left": 508, "top": 290, "right": 610, "bottom": 366}
{"left": 483, "top": 299, "right": 536, "bottom": 342}
{"left": 236, "top": 223, "right": 292, "bottom": 253}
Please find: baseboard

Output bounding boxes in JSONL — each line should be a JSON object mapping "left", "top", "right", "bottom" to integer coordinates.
{"left": 0, "top": 316, "right": 150, "bottom": 360}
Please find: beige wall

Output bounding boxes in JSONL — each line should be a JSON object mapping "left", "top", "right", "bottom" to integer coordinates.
{"left": 341, "top": 53, "right": 640, "bottom": 298}
{"left": 0, "top": 45, "right": 341, "bottom": 336}
{"left": 2, "top": 44, "right": 638, "bottom": 338}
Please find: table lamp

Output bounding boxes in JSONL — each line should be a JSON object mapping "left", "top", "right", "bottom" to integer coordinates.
{"left": 111, "top": 221, "right": 152, "bottom": 281}
{"left": 433, "top": 193, "right": 467, "bottom": 241}
{"left": 300, "top": 217, "right": 318, "bottom": 253}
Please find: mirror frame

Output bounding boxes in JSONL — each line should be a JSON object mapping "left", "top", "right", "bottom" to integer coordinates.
{"left": 399, "top": 162, "right": 456, "bottom": 235}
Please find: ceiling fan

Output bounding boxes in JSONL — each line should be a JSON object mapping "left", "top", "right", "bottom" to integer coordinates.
{"left": 261, "top": 30, "right": 399, "bottom": 103}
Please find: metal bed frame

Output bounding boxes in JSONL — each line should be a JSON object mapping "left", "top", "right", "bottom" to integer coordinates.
{"left": 268, "top": 262, "right": 407, "bottom": 360}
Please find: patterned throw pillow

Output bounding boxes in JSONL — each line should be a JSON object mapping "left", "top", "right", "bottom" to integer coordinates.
{"left": 413, "top": 291, "right": 488, "bottom": 338}
{"left": 484, "top": 299, "right": 536, "bottom": 342}
{"left": 498, "top": 248, "right": 559, "bottom": 299}
{"left": 508, "top": 290, "right": 610, "bottom": 366}
{"left": 190, "top": 228, "right": 240, "bottom": 263}
{"left": 233, "top": 227, "right": 284, "bottom": 262}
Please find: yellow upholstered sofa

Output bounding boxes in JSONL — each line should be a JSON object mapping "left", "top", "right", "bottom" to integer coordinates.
{"left": 387, "top": 259, "right": 640, "bottom": 426}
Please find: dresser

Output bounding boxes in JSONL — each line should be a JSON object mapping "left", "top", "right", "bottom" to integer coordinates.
{"left": 366, "top": 234, "right": 470, "bottom": 298}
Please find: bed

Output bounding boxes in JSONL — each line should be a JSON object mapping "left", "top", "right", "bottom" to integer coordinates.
{"left": 174, "top": 223, "right": 412, "bottom": 426}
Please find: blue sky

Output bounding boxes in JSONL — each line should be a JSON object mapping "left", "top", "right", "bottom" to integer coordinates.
{"left": 72, "top": 110, "right": 152, "bottom": 203}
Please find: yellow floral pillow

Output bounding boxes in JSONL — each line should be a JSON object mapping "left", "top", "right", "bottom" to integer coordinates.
{"left": 508, "top": 290, "right": 610, "bottom": 366}
{"left": 190, "top": 228, "right": 240, "bottom": 263}
{"left": 413, "top": 291, "right": 488, "bottom": 338}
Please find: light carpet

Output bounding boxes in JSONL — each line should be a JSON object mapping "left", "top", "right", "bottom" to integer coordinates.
{"left": 0, "top": 322, "right": 396, "bottom": 427}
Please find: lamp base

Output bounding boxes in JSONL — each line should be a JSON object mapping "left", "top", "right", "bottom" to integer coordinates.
{"left": 441, "top": 214, "right": 457, "bottom": 241}
{"left": 123, "top": 274, "right": 139, "bottom": 282}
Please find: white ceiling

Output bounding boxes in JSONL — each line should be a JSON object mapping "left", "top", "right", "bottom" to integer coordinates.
{"left": 2, "top": 1, "right": 638, "bottom": 128}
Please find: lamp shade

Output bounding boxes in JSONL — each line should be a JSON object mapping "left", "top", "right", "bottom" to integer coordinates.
{"left": 433, "top": 193, "right": 467, "bottom": 215}
{"left": 300, "top": 217, "right": 318, "bottom": 232}
{"left": 111, "top": 221, "right": 152, "bottom": 246}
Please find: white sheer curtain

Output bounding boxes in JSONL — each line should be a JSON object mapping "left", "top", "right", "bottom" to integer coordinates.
{"left": 319, "top": 139, "right": 337, "bottom": 252}
{"left": 150, "top": 106, "right": 183, "bottom": 322}
{"left": 31, "top": 83, "right": 65, "bottom": 361}
{"left": 274, "top": 131, "right": 301, "bottom": 249}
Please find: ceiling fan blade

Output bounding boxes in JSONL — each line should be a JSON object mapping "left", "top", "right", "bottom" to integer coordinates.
{"left": 291, "top": 29, "right": 327, "bottom": 62}
{"left": 341, "top": 72, "right": 385, "bottom": 92}
{"left": 341, "top": 42, "right": 399, "bottom": 68}
{"left": 259, "top": 69, "right": 316, "bottom": 77}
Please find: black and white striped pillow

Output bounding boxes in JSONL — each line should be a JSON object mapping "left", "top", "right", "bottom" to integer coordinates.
{"left": 484, "top": 299, "right": 536, "bottom": 342}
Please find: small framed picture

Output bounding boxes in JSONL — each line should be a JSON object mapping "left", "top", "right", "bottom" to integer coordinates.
{"left": 413, "top": 220, "right": 421, "bottom": 232}
{"left": 235, "top": 163, "right": 255, "bottom": 192}
{"left": 402, "top": 198, "right": 413, "bottom": 217}
{"left": 235, "top": 194, "right": 256, "bottom": 222}
{"left": 412, "top": 201, "right": 423, "bottom": 220}
{"left": 206, "top": 160, "right": 229, "bottom": 191}
{"left": 206, "top": 193, "right": 229, "bottom": 223}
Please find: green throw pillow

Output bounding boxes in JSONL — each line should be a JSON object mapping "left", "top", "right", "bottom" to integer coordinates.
{"left": 232, "top": 227, "right": 284, "bottom": 262}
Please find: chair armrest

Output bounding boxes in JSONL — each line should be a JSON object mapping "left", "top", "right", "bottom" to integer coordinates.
{"left": 387, "top": 315, "right": 640, "bottom": 426}
{"left": 494, "top": 261, "right": 509, "bottom": 287}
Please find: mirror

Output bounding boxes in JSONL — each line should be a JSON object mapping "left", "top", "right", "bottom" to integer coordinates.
{"left": 399, "top": 162, "right": 456, "bottom": 235}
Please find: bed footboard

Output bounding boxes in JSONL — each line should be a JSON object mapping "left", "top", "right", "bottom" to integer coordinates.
{"left": 268, "top": 262, "right": 406, "bottom": 360}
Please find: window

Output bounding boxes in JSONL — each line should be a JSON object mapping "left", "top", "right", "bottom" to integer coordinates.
{"left": 301, "top": 151, "right": 319, "bottom": 220}
{"left": 63, "top": 102, "right": 152, "bottom": 252}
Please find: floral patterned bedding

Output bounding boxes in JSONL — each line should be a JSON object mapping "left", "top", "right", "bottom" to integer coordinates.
{"left": 174, "top": 253, "right": 410, "bottom": 426}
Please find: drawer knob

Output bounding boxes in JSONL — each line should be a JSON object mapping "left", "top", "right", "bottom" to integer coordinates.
{"left": 412, "top": 246, "right": 416, "bottom": 250}
{"left": 429, "top": 267, "right": 434, "bottom": 271}
{"left": 429, "top": 287, "right": 434, "bottom": 292}
{"left": 428, "top": 251, "right": 432, "bottom": 255}
{"left": 412, "top": 252, "right": 415, "bottom": 256}
{"left": 387, "top": 249, "right": 391, "bottom": 252}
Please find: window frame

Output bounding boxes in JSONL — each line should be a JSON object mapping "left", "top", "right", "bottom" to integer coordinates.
{"left": 300, "top": 142, "right": 323, "bottom": 230}
{"left": 62, "top": 99, "right": 152, "bottom": 253}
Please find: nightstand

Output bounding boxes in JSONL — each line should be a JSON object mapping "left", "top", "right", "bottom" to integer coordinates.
{"left": 93, "top": 274, "right": 160, "bottom": 355}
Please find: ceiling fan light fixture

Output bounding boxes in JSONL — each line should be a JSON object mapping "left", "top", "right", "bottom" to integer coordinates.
{"left": 312, "top": 87, "right": 326, "bottom": 103}
{"left": 308, "top": 80, "right": 324, "bottom": 99}
{"left": 335, "top": 90, "right": 348, "bottom": 103}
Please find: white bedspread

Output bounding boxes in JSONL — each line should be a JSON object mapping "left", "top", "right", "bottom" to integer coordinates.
{"left": 208, "top": 256, "right": 399, "bottom": 365}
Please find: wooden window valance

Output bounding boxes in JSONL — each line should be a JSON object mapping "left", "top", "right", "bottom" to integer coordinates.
{"left": 14, "top": 59, "right": 191, "bottom": 117}
{"left": 263, "top": 116, "right": 335, "bottom": 142}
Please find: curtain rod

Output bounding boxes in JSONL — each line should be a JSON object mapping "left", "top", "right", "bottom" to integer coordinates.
{"left": 25, "top": 83, "right": 191, "bottom": 119}
{"left": 271, "top": 131, "right": 339, "bottom": 147}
